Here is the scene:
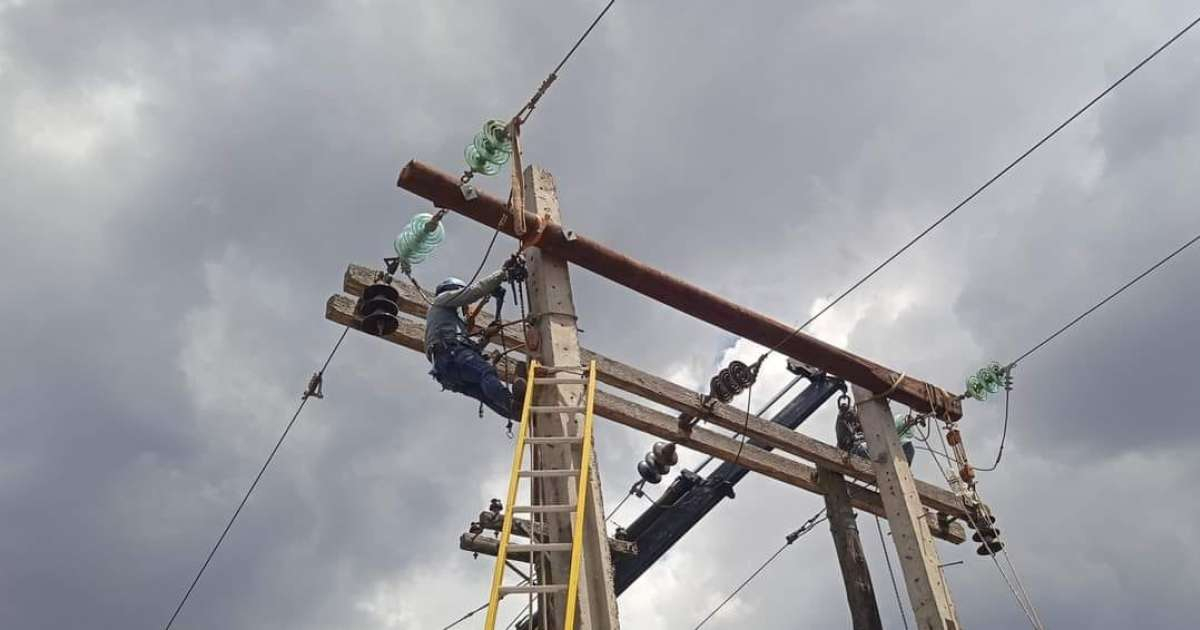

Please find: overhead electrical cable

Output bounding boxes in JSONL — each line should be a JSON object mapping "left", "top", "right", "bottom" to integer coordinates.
{"left": 163, "top": 326, "right": 351, "bottom": 630}
{"left": 753, "top": 13, "right": 1200, "bottom": 370}
{"left": 1006, "top": 231, "right": 1200, "bottom": 368}
{"left": 513, "top": 0, "right": 618, "bottom": 125}
{"left": 690, "top": 509, "right": 827, "bottom": 630}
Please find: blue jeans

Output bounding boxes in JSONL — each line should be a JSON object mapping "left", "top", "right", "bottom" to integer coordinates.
{"left": 430, "top": 341, "right": 514, "bottom": 420}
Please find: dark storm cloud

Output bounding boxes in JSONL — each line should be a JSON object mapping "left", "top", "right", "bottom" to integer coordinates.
{"left": 2, "top": 1, "right": 1199, "bottom": 629}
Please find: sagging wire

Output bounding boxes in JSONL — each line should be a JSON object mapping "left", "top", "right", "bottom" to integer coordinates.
{"left": 163, "top": 326, "right": 351, "bottom": 630}
{"left": 690, "top": 509, "right": 828, "bottom": 630}
{"left": 962, "top": 230, "right": 1199, "bottom": 473}
{"left": 747, "top": 14, "right": 1200, "bottom": 373}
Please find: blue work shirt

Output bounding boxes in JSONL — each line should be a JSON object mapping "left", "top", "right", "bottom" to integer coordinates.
{"left": 424, "top": 269, "right": 506, "bottom": 353}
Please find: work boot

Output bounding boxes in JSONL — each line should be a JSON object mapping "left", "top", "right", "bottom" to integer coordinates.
{"left": 510, "top": 377, "right": 529, "bottom": 419}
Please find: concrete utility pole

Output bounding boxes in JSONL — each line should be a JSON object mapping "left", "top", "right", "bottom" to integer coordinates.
{"left": 819, "top": 468, "right": 883, "bottom": 630}
{"left": 852, "top": 385, "right": 960, "bottom": 630}
{"left": 522, "top": 165, "right": 621, "bottom": 630}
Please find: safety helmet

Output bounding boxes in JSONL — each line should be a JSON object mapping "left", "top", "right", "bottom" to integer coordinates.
{"left": 436, "top": 277, "right": 466, "bottom": 295}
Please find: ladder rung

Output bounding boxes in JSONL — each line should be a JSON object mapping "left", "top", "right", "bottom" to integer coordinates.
{"left": 530, "top": 405, "right": 586, "bottom": 413}
{"left": 519, "top": 469, "right": 581, "bottom": 478}
{"left": 534, "top": 377, "right": 589, "bottom": 385}
{"left": 535, "top": 365, "right": 587, "bottom": 374}
{"left": 507, "top": 542, "right": 573, "bottom": 552}
{"left": 512, "top": 503, "right": 577, "bottom": 513}
{"left": 525, "top": 436, "right": 583, "bottom": 445}
{"left": 500, "top": 584, "right": 568, "bottom": 595}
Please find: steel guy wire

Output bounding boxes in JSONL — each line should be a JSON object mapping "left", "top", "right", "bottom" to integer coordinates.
{"left": 514, "top": 0, "right": 618, "bottom": 125}
{"left": 442, "top": 602, "right": 490, "bottom": 630}
{"left": 163, "top": 325, "right": 351, "bottom": 630}
{"left": 874, "top": 516, "right": 910, "bottom": 630}
{"left": 753, "top": 13, "right": 1200, "bottom": 370}
{"left": 691, "top": 509, "right": 827, "bottom": 630}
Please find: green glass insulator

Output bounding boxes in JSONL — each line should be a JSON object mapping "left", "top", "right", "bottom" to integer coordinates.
{"left": 465, "top": 143, "right": 501, "bottom": 175}
{"left": 476, "top": 119, "right": 512, "bottom": 154}
{"left": 983, "top": 362, "right": 1007, "bottom": 394}
{"left": 965, "top": 374, "right": 986, "bottom": 401}
{"left": 463, "top": 119, "right": 513, "bottom": 176}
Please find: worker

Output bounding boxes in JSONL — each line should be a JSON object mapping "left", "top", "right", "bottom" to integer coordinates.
{"left": 425, "top": 259, "right": 528, "bottom": 420}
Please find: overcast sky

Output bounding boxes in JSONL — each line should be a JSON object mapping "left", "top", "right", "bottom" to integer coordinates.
{"left": 3, "top": 1, "right": 1200, "bottom": 628}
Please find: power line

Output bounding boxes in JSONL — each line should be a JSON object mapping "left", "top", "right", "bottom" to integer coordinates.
{"left": 974, "top": 386, "right": 1011, "bottom": 473}
{"left": 514, "top": 0, "right": 618, "bottom": 125}
{"left": 874, "top": 517, "right": 910, "bottom": 630}
{"left": 163, "top": 326, "right": 351, "bottom": 630}
{"left": 1007, "top": 231, "right": 1200, "bottom": 367}
{"left": 442, "top": 602, "right": 489, "bottom": 630}
{"left": 754, "top": 12, "right": 1200, "bottom": 369}
{"left": 691, "top": 509, "right": 827, "bottom": 630}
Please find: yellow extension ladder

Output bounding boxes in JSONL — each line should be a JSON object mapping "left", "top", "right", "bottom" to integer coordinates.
{"left": 483, "top": 360, "right": 599, "bottom": 630}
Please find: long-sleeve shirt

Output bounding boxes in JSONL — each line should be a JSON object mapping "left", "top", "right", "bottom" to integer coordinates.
{"left": 424, "top": 269, "right": 506, "bottom": 353}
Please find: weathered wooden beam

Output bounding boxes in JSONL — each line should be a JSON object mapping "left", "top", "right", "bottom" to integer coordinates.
{"left": 819, "top": 468, "right": 883, "bottom": 630}
{"left": 460, "top": 533, "right": 637, "bottom": 562}
{"left": 396, "top": 160, "right": 962, "bottom": 420}
{"left": 323, "top": 295, "right": 965, "bottom": 544}
{"left": 341, "top": 266, "right": 968, "bottom": 520}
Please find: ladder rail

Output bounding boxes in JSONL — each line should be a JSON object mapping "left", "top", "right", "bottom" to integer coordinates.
{"left": 484, "top": 360, "right": 540, "bottom": 629}
{"left": 563, "top": 360, "right": 599, "bottom": 630}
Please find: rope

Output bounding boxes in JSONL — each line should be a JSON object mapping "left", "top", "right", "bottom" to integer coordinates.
{"left": 163, "top": 326, "right": 351, "bottom": 630}
{"left": 753, "top": 13, "right": 1200, "bottom": 369}
{"left": 855, "top": 373, "right": 907, "bottom": 407}
{"left": 1007, "top": 231, "right": 1200, "bottom": 368}
{"left": 691, "top": 509, "right": 827, "bottom": 630}
{"left": 874, "top": 516, "right": 910, "bottom": 630}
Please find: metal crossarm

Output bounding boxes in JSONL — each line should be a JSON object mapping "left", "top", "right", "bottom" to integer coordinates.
{"left": 484, "top": 359, "right": 599, "bottom": 630}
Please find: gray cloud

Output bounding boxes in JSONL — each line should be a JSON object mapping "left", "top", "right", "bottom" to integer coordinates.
{"left": 2, "top": 1, "right": 1199, "bottom": 628}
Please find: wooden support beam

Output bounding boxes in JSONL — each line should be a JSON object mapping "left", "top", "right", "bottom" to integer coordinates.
{"left": 460, "top": 533, "right": 637, "bottom": 562}
{"left": 396, "top": 160, "right": 962, "bottom": 420}
{"left": 853, "top": 385, "right": 960, "bottom": 629}
{"left": 521, "top": 166, "right": 621, "bottom": 630}
{"left": 323, "top": 296, "right": 965, "bottom": 544}
{"left": 819, "top": 468, "right": 883, "bottom": 630}
{"left": 340, "top": 266, "right": 969, "bottom": 521}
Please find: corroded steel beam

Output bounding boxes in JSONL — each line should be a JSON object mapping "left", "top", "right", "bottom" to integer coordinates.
{"left": 397, "top": 160, "right": 962, "bottom": 419}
